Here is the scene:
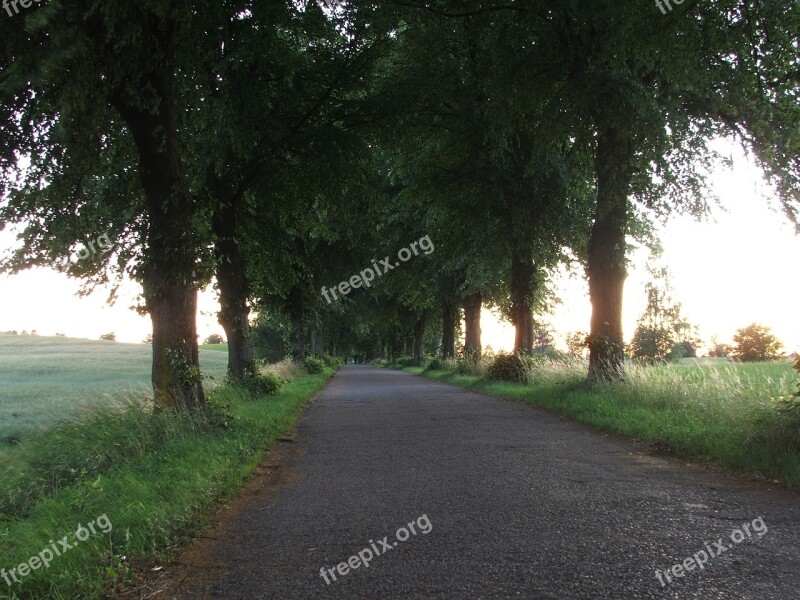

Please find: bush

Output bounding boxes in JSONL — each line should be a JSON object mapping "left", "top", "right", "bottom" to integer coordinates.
{"left": 486, "top": 352, "right": 531, "bottom": 382}
{"left": 233, "top": 373, "right": 283, "bottom": 397}
{"left": 204, "top": 333, "right": 225, "bottom": 344}
{"left": 304, "top": 355, "right": 326, "bottom": 374}
{"left": 393, "top": 355, "right": 419, "bottom": 368}
{"left": 320, "top": 354, "right": 344, "bottom": 368}
{"left": 427, "top": 357, "right": 445, "bottom": 370}
{"left": 708, "top": 341, "right": 732, "bottom": 358}
{"left": 99, "top": 332, "right": 116, "bottom": 341}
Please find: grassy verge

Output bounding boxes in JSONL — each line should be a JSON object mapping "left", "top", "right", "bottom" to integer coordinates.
{"left": 0, "top": 370, "right": 334, "bottom": 600}
{"left": 399, "top": 358, "right": 800, "bottom": 486}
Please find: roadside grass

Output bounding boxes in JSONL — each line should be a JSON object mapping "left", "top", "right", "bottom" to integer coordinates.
{"left": 0, "top": 337, "right": 228, "bottom": 443}
{"left": 0, "top": 370, "right": 333, "bottom": 600}
{"left": 403, "top": 357, "right": 800, "bottom": 486}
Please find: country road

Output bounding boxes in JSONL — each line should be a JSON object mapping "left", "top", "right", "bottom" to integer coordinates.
{"left": 166, "top": 365, "right": 800, "bottom": 599}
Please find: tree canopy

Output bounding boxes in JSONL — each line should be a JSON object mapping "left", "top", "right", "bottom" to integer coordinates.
{"left": 2, "top": 0, "right": 798, "bottom": 406}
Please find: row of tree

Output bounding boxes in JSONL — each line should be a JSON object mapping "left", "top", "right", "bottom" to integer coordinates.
{"left": 2, "top": 1, "right": 799, "bottom": 410}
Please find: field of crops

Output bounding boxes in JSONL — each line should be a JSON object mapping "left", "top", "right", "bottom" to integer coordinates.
{"left": 0, "top": 336, "right": 229, "bottom": 443}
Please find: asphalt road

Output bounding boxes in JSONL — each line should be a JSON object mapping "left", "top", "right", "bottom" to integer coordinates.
{"left": 170, "top": 365, "right": 800, "bottom": 599}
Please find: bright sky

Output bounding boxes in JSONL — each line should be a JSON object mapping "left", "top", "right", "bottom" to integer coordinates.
{"left": 1, "top": 140, "right": 798, "bottom": 353}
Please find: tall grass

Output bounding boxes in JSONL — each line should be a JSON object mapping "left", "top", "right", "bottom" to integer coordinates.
{"left": 262, "top": 357, "right": 310, "bottom": 381}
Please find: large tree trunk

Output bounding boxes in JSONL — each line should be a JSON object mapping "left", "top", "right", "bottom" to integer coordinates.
{"left": 413, "top": 314, "right": 426, "bottom": 365}
{"left": 511, "top": 250, "right": 535, "bottom": 355}
{"left": 441, "top": 301, "right": 459, "bottom": 359}
{"left": 587, "top": 121, "right": 636, "bottom": 381}
{"left": 109, "top": 26, "right": 204, "bottom": 411}
{"left": 288, "top": 286, "right": 306, "bottom": 357}
{"left": 212, "top": 190, "right": 255, "bottom": 379}
{"left": 463, "top": 293, "right": 482, "bottom": 355}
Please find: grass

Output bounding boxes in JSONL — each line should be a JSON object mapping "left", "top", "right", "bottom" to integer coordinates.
{"left": 199, "top": 343, "right": 228, "bottom": 353}
{"left": 401, "top": 356, "right": 800, "bottom": 486}
{"left": 0, "top": 369, "right": 333, "bottom": 599}
{"left": 0, "top": 336, "right": 229, "bottom": 444}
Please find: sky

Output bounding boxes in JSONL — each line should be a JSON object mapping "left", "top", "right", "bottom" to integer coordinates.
{"left": 1, "top": 140, "right": 798, "bottom": 353}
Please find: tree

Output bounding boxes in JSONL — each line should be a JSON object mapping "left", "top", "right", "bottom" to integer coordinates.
{"left": 204, "top": 334, "right": 225, "bottom": 345}
{"left": 566, "top": 332, "right": 589, "bottom": 359}
{"left": 629, "top": 268, "right": 696, "bottom": 363}
{"left": 100, "top": 332, "right": 116, "bottom": 342}
{"left": 531, "top": 322, "right": 555, "bottom": 355}
{"left": 1, "top": 1, "right": 215, "bottom": 410}
{"left": 733, "top": 324, "right": 783, "bottom": 362}
{"left": 707, "top": 337, "right": 732, "bottom": 358}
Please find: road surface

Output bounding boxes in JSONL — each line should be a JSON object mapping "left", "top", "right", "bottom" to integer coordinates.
{"left": 165, "top": 365, "right": 800, "bottom": 599}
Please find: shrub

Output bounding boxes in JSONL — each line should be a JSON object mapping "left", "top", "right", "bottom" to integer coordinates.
{"left": 393, "top": 355, "right": 418, "bottom": 368}
{"left": 320, "top": 354, "right": 344, "bottom": 368}
{"left": 204, "top": 333, "right": 225, "bottom": 345}
{"left": 486, "top": 352, "right": 531, "bottom": 382}
{"left": 99, "top": 332, "right": 116, "bottom": 341}
{"left": 427, "top": 357, "right": 445, "bottom": 370}
{"left": 233, "top": 373, "right": 283, "bottom": 397}
{"left": 304, "top": 355, "right": 326, "bottom": 374}
{"left": 708, "top": 341, "right": 732, "bottom": 358}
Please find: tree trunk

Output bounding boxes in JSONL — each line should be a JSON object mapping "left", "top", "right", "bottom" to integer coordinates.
{"left": 587, "top": 121, "right": 636, "bottom": 381}
{"left": 413, "top": 314, "right": 426, "bottom": 365}
{"left": 212, "top": 190, "right": 254, "bottom": 379}
{"left": 441, "top": 301, "right": 458, "bottom": 359}
{"left": 463, "top": 293, "right": 482, "bottom": 355}
{"left": 288, "top": 286, "right": 305, "bottom": 357}
{"left": 109, "top": 29, "right": 204, "bottom": 411}
{"left": 313, "top": 330, "right": 324, "bottom": 354}
{"left": 511, "top": 250, "right": 535, "bottom": 355}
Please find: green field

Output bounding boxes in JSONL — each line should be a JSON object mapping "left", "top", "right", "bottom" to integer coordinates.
{"left": 0, "top": 336, "right": 229, "bottom": 443}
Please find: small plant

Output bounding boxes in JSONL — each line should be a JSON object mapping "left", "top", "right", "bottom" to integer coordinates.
{"left": 165, "top": 347, "right": 204, "bottom": 389}
{"left": 205, "top": 390, "right": 237, "bottom": 428}
{"left": 427, "top": 357, "right": 445, "bottom": 370}
{"left": 233, "top": 373, "right": 283, "bottom": 397}
{"left": 304, "top": 355, "right": 326, "bottom": 374}
{"left": 393, "top": 355, "right": 418, "bottom": 368}
{"left": 320, "top": 354, "right": 344, "bottom": 368}
{"left": 485, "top": 351, "right": 531, "bottom": 382}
